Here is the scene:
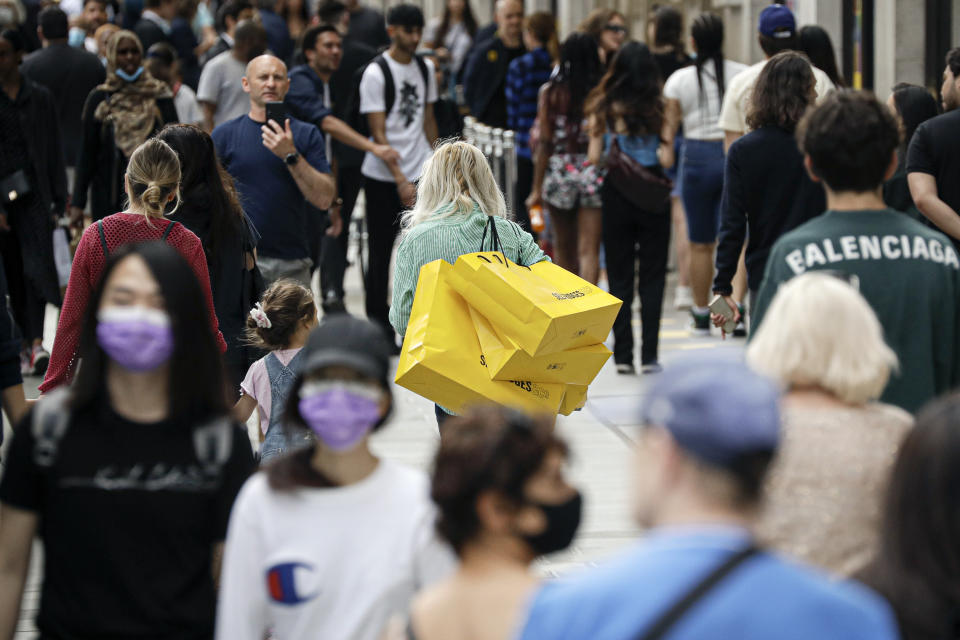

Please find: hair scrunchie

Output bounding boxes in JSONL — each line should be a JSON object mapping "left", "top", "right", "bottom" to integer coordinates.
{"left": 249, "top": 302, "right": 272, "bottom": 329}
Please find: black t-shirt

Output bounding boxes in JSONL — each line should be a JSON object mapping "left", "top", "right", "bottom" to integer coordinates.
{"left": 653, "top": 50, "right": 692, "bottom": 84}
{"left": 481, "top": 45, "right": 525, "bottom": 129}
{"left": 0, "top": 402, "right": 254, "bottom": 639}
{"left": 906, "top": 109, "right": 960, "bottom": 238}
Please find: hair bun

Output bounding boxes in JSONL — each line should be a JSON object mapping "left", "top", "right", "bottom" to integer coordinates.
{"left": 141, "top": 182, "right": 165, "bottom": 212}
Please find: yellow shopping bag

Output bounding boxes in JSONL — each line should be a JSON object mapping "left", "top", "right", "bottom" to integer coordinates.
{"left": 468, "top": 305, "right": 611, "bottom": 384}
{"left": 395, "top": 260, "right": 565, "bottom": 415}
{"left": 448, "top": 252, "right": 622, "bottom": 357}
{"left": 559, "top": 384, "right": 588, "bottom": 416}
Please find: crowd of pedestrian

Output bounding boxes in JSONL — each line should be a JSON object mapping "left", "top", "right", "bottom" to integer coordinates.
{"left": 1, "top": 0, "right": 960, "bottom": 638}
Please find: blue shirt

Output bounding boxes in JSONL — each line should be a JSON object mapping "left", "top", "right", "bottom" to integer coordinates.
{"left": 604, "top": 133, "right": 660, "bottom": 168}
{"left": 286, "top": 64, "right": 334, "bottom": 129}
{"left": 212, "top": 115, "right": 330, "bottom": 260}
{"left": 505, "top": 47, "right": 552, "bottom": 160}
{"left": 519, "top": 527, "right": 899, "bottom": 640}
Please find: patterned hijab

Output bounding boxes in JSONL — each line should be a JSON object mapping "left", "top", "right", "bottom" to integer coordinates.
{"left": 94, "top": 31, "right": 172, "bottom": 158}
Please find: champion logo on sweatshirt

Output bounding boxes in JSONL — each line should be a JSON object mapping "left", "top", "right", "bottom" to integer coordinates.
{"left": 784, "top": 234, "right": 960, "bottom": 275}
{"left": 266, "top": 562, "right": 318, "bottom": 605}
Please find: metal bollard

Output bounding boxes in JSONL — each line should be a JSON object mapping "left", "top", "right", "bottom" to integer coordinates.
{"left": 503, "top": 130, "right": 516, "bottom": 214}
{"left": 463, "top": 116, "right": 476, "bottom": 145}
{"left": 476, "top": 124, "right": 493, "bottom": 170}
{"left": 491, "top": 127, "right": 504, "bottom": 193}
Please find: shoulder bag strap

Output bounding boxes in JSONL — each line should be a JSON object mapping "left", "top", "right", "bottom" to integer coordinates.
{"left": 161, "top": 220, "right": 178, "bottom": 242}
{"left": 97, "top": 219, "right": 109, "bottom": 258}
{"left": 376, "top": 55, "right": 395, "bottom": 115}
{"left": 414, "top": 54, "right": 429, "bottom": 102}
{"left": 636, "top": 546, "right": 761, "bottom": 640}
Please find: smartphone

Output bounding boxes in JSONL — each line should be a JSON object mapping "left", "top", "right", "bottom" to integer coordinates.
{"left": 708, "top": 295, "right": 738, "bottom": 334}
{"left": 265, "top": 101, "right": 287, "bottom": 128}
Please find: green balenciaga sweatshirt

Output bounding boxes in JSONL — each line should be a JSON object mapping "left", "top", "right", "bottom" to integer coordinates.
{"left": 752, "top": 209, "right": 960, "bottom": 413}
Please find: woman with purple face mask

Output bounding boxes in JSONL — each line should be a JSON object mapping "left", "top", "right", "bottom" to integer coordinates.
{"left": 0, "top": 242, "right": 255, "bottom": 640}
{"left": 216, "top": 315, "right": 457, "bottom": 640}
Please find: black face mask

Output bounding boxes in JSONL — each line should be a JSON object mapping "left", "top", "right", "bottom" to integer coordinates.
{"left": 520, "top": 491, "right": 583, "bottom": 556}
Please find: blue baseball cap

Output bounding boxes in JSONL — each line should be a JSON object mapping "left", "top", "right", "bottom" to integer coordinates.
{"left": 758, "top": 4, "right": 796, "bottom": 39}
{"left": 640, "top": 356, "right": 781, "bottom": 467}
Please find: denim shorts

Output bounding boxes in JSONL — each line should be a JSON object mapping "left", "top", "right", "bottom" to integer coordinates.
{"left": 679, "top": 139, "right": 725, "bottom": 243}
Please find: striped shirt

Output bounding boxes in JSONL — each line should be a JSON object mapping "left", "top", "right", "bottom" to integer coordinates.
{"left": 389, "top": 203, "right": 550, "bottom": 337}
{"left": 506, "top": 47, "right": 553, "bottom": 160}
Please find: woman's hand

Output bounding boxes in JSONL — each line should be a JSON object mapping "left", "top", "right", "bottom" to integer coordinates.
{"left": 525, "top": 189, "right": 542, "bottom": 211}
{"left": 658, "top": 142, "right": 675, "bottom": 170}
{"left": 398, "top": 181, "right": 416, "bottom": 207}
{"left": 68, "top": 205, "right": 86, "bottom": 235}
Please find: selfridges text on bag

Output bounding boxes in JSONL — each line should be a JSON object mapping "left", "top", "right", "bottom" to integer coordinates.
{"left": 395, "top": 260, "right": 565, "bottom": 414}
{"left": 467, "top": 305, "right": 611, "bottom": 385}
{"left": 448, "top": 251, "right": 622, "bottom": 357}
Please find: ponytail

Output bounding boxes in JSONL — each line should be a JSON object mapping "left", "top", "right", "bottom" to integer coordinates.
{"left": 691, "top": 13, "right": 726, "bottom": 113}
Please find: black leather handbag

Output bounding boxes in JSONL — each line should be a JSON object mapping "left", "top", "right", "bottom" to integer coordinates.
{"left": 605, "top": 138, "right": 673, "bottom": 212}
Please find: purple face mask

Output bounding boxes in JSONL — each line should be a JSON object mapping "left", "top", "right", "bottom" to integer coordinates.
{"left": 298, "top": 381, "right": 382, "bottom": 451}
{"left": 97, "top": 306, "right": 174, "bottom": 372}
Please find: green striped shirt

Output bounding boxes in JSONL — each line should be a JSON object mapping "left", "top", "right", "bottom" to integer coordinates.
{"left": 389, "top": 204, "right": 550, "bottom": 337}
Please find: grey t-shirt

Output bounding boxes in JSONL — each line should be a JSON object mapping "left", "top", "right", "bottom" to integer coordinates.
{"left": 197, "top": 50, "right": 249, "bottom": 127}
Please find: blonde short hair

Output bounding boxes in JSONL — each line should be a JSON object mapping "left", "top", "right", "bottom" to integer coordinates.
{"left": 400, "top": 140, "right": 508, "bottom": 233}
{"left": 746, "top": 273, "right": 898, "bottom": 405}
{"left": 125, "top": 138, "right": 182, "bottom": 220}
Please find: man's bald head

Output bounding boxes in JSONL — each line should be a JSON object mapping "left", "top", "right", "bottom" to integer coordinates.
{"left": 245, "top": 53, "right": 286, "bottom": 78}
{"left": 242, "top": 53, "right": 290, "bottom": 108}
{"left": 495, "top": 0, "right": 522, "bottom": 19}
{"left": 495, "top": 0, "right": 523, "bottom": 44}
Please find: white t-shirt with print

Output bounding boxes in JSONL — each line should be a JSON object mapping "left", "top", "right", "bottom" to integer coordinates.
{"left": 215, "top": 460, "right": 456, "bottom": 640}
{"left": 359, "top": 54, "right": 437, "bottom": 183}
{"left": 663, "top": 59, "right": 748, "bottom": 140}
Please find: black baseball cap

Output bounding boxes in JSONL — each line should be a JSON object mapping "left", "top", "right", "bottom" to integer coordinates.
{"left": 302, "top": 315, "right": 392, "bottom": 384}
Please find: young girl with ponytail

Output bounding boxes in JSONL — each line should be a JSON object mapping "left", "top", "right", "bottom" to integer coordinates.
{"left": 234, "top": 279, "right": 318, "bottom": 462}
{"left": 42, "top": 137, "right": 226, "bottom": 393}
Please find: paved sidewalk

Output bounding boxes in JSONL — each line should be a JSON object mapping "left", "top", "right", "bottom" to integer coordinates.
{"left": 8, "top": 254, "right": 744, "bottom": 636}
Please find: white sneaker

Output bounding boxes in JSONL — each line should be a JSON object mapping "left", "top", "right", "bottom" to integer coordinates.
{"left": 674, "top": 286, "right": 693, "bottom": 311}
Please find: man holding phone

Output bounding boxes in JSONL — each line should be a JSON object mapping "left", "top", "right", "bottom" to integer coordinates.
{"left": 212, "top": 54, "right": 336, "bottom": 288}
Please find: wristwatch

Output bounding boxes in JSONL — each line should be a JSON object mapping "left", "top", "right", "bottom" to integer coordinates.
{"left": 284, "top": 151, "right": 300, "bottom": 166}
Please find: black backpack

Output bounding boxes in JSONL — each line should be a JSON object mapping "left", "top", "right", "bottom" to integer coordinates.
{"left": 343, "top": 53, "right": 430, "bottom": 137}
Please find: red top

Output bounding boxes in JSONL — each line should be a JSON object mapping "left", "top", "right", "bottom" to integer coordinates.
{"left": 40, "top": 213, "right": 228, "bottom": 393}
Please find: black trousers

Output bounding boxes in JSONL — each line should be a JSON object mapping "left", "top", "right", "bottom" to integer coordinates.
{"left": 514, "top": 155, "right": 535, "bottom": 239}
{"left": 0, "top": 228, "right": 44, "bottom": 344}
{"left": 363, "top": 177, "right": 403, "bottom": 340}
{"left": 319, "top": 166, "right": 364, "bottom": 299}
{"left": 601, "top": 183, "right": 670, "bottom": 366}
